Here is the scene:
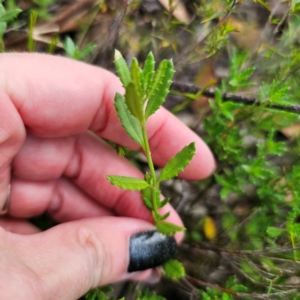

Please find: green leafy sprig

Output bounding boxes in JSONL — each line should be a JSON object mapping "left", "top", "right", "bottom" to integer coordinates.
{"left": 107, "top": 50, "right": 195, "bottom": 236}
{"left": 107, "top": 50, "right": 196, "bottom": 279}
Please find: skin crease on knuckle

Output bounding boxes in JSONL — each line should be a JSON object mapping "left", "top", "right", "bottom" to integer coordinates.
{"left": 75, "top": 225, "right": 107, "bottom": 289}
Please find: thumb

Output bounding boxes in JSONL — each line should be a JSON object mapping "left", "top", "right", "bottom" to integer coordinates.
{"left": 0, "top": 217, "right": 177, "bottom": 300}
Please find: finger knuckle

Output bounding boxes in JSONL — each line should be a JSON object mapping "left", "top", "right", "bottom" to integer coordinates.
{"left": 76, "top": 225, "right": 108, "bottom": 287}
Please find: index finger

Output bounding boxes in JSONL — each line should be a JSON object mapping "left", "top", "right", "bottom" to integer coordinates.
{"left": 0, "top": 53, "right": 215, "bottom": 180}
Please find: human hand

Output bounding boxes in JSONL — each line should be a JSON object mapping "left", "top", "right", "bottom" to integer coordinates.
{"left": 0, "top": 53, "right": 216, "bottom": 299}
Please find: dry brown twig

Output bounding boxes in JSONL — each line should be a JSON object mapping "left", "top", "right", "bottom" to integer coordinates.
{"left": 171, "top": 81, "right": 300, "bottom": 114}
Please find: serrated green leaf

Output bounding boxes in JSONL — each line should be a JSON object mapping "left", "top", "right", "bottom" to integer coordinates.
{"left": 156, "top": 221, "right": 185, "bottom": 235}
{"left": 225, "top": 275, "right": 236, "bottom": 288}
{"left": 0, "top": 8, "right": 22, "bottom": 22}
{"left": 145, "top": 59, "right": 174, "bottom": 119}
{"left": 215, "top": 88, "right": 222, "bottom": 106}
{"left": 142, "top": 186, "right": 153, "bottom": 209}
{"left": 85, "top": 289, "right": 97, "bottom": 300}
{"left": 144, "top": 172, "right": 152, "bottom": 184}
{"left": 124, "top": 82, "right": 144, "bottom": 122}
{"left": 114, "top": 93, "right": 144, "bottom": 147}
{"left": 200, "top": 291, "right": 211, "bottom": 300}
{"left": 114, "top": 49, "right": 131, "bottom": 88}
{"left": 142, "top": 52, "right": 155, "bottom": 96}
{"left": 154, "top": 188, "right": 161, "bottom": 210}
{"left": 153, "top": 211, "right": 170, "bottom": 221}
{"left": 266, "top": 226, "right": 284, "bottom": 238}
{"left": 99, "top": 285, "right": 113, "bottom": 294}
{"left": 231, "top": 284, "right": 248, "bottom": 292}
{"left": 162, "top": 259, "right": 185, "bottom": 280}
{"left": 221, "top": 102, "right": 236, "bottom": 121}
{"left": 222, "top": 293, "right": 233, "bottom": 300}
{"left": 85, "top": 286, "right": 113, "bottom": 300}
{"left": 106, "top": 175, "right": 149, "bottom": 190}
{"left": 160, "top": 197, "right": 170, "bottom": 208}
{"left": 152, "top": 210, "right": 161, "bottom": 221}
{"left": 158, "top": 142, "right": 196, "bottom": 182}
{"left": 98, "top": 291, "right": 108, "bottom": 300}
{"left": 161, "top": 212, "right": 170, "bottom": 220}
{"left": 137, "top": 289, "right": 166, "bottom": 300}
{"left": 130, "top": 58, "right": 143, "bottom": 100}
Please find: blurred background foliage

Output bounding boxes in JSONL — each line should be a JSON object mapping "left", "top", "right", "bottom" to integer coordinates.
{"left": 2, "top": 0, "right": 300, "bottom": 299}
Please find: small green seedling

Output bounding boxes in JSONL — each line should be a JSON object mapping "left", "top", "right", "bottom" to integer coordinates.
{"left": 63, "top": 36, "right": 95, "bottom": 60}
{"left": 0, "top": 0, "right": 22, "bottom": 51}
{"left": 107, "top": 50, "right": 195, "bottom": 279}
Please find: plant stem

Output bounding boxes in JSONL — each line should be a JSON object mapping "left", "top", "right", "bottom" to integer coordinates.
{"left": 141, "top": 122, "right": 158, "bottom": 214}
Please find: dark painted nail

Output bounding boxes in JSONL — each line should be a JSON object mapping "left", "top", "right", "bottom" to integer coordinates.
{"left": 128, "top": 230, "right": 177, "bottom": 272}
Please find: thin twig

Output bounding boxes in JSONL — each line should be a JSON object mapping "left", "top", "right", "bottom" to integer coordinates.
{"left": 277, "top": 64, "right": 300, "bottom": 87}
{"left": 189, "top": 242, "right": 300, "bottom": 257}
{"left": 175, "top": 2, "right": 238, "bottom": 65}
{"left": 228, "top": 258, "right": 300, "bottom": 289}
{"left": 186, "top": 275, "right": 299, "bottom": 299}
{"left": 272, "top": 7, "right": 290, "bottom": 36}
{"left": 236, "top": 289, "right": 299, "bottom": 299}
{"left": 246, "top": 258, "right": 280, "bottom": 280}
{"left": 186, "top": 275, "right": 237, "bottom": 295}
{"left": 228, "top": 257, "right": 270, "bottom": 287}
{"left": 248, "top": 254, "right": 300, "bottom": 264}
{"left": 242, "top": 246, "right": 300, "bottom": 255}
{"left": 248, "top": 0, "right": 283, "bottom": 63}
{"left": 220, "top": 208, "right": 261, "bottom": 238}
{"left": 90, "top": 0, "right": 129, "bottom": 66}
{"left": 171, "top": 81, "right": 300, "bottom": 114}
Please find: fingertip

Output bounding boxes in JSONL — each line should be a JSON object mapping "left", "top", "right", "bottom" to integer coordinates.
{"left": 0, "top": 217, "right": 40, "bottom": 234}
